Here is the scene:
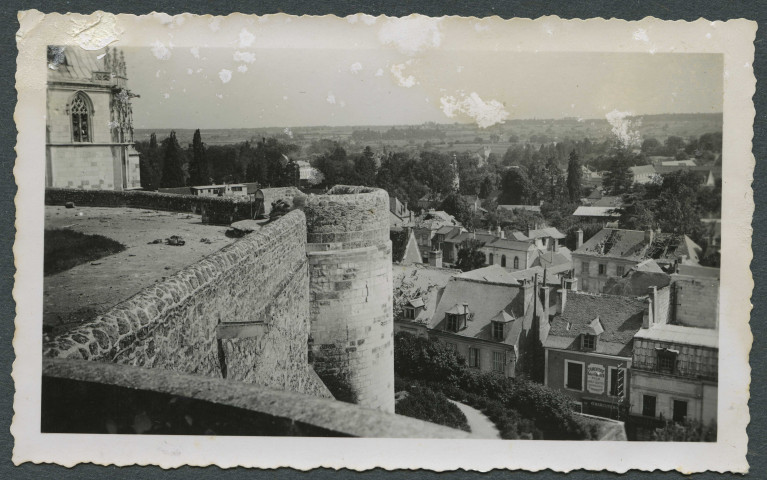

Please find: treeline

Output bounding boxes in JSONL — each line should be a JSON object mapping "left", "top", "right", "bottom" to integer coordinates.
{"left": 135, "top": 130, "right": 302, "bottom": 190}
{"left": 351, "top": 126, "right": 448, "bottom": 142}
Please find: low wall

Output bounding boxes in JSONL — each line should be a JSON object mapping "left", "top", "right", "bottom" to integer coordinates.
{"left": 44, "top": 210, "right": 331, "bottom": 399}
{"left": 45, "top": 187, "right": 254, "bottom": 225}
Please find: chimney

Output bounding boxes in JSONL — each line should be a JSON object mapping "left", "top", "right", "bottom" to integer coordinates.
{"left": 553, "top": 239, "right": 559, "bottom": 252}
{"left": 500, "top": 230, "right": 506, "bottom": 239}
{"left": 557, "top": 285, "right": 567, "bottom": 314}
{"left": 648, "top": 286, "right": 658, "bottom": 325}
{"left": 576, "top": 229, "right": 584, "bottom": 249}
{"left": 522, "top": 278, "right": 534, "bottom": 315}
{"left": 645, "top": 229, "right": 654, "bottom": 244}
{"left": 541, "top": 286, "right": 550, "bottom": 322}
{"left": 428, "top": 250, "right": 442, "bottom": 268}
{"left": 462, "top": 302, "right": 469, "bottom": 315}
{"left": 496, "top": 225, "right": 502, "bottom": 237}
{"left": 642, "top": 296, "right": 653, "bottom": 329}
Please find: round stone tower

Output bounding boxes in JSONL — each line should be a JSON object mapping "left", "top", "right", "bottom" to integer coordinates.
{"left": 304, "top": 185, "right": 394, "bottom": 413}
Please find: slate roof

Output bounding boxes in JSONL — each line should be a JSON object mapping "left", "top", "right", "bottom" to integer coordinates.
{"left": 602, "top": 271, "right": 671, "bottom": 296}
{"left": 485, "top": 237, "right": 537, "bottom": 251}
{"left": 456, "top": 265, "right": 561, "bottom": 286}
{"left": 444, "top": 231, "right": 498, "bottom": 246}
{"left": 429, "top": 277, "right": 537, "bottom": 346}
{"left": 531, "top": 247, "right": 573, "bottom": 274}
{"left": 48, "top": 46, "right": 106, "bottom": 83}
{"left": 572, "top": 206, "right": 621, "bottom": 218}
{"left": 590, "top": 196, "right": 624, "bottom": 208}
{"left": 545, "top": 292, "right": 647, "bottom": 356}
{"left": 675, "top": 264, "right": 720, "bottom": 279}
{"left": 573, "top": 228, "right": 701, "bottom": 264}
{"left": 526, "top": 227, "right": 566, "bottom": 240}
{"left": 393, "top": 264, "right": 462, "bottom": 324}
{"left": 630, "top": 165, "right": 657, "bottom": 176}
{"left": 634, "top": 323, "right": 718, "bottom": 349}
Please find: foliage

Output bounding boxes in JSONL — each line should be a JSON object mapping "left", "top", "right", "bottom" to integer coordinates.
{"left": 136, "top": 133, "right": 161, "bottom": 191}
{"left": 44, "top": 229, "right": 126, "bottom": 276}
{"left": 456, "top": 239, "right": 486, "bottom": 272}
{"left": 566, "top": 150, "right": 583, "bottom": 202}
{"left": 601, "top": 152, "right": 634, "bottom": 195}
{"left": 394, "top": 331, "right": 467, "bottom": 386}
{"left": 499, "top": 168, "right": 532, "bottom": 205}
{"left": 439, "top": 193, "right": 472, "bottom": 227}
{"left": 393, "top": 332, "right": 597, "bottom": 440}
{"left": 188, "top": 129, "right": 209, "bottom": 186}
{"left": 350, "top": 146, "right": 377, "bottom": 186}
{"left": 394, "top": 383, "right": 470, "bottom": 432}
{"left": 652, "top": 420, "right": 717, "bottom": 442}
{"left": 159, "top": 131, "right": 186, "bottom": 188}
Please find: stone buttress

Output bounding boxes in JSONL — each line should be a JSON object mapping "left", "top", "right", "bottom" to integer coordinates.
{"left": 304, "top": 186, "right": 395, "bottom": 413}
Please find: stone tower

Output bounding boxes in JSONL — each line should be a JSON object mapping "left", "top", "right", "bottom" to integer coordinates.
{"left": 304, "top": 186, "right": 395, "bottom": 413}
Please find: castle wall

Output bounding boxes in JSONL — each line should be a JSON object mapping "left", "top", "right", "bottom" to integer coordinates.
{"left": 304, "top": 186, "right": 395, "bottom": 413}
{"left": 45, "top": 188, "right": 254, "bottom": 225}
{"left": 43, "top": 210, "right": 331, "bottom": 399}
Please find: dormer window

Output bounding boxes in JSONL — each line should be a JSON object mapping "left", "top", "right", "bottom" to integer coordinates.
{"left": 581, "top": 316, "right": 603, "bottom": 351}
{"left": 581, "top": 334, "right": 596, "bottom": 350}
{"left": 657, "top": 348, "right": 678, "bottom": 374}
{"left": 445, "top": 303, "right": 470, "bottom": 332}
{"left": 492, "top": 321, "right": 505, "bottom": 340}
{"left": 403, "top": 306, "right": 415, "bottom": 320}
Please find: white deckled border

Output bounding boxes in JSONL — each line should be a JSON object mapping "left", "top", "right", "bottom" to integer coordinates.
{"left": 12, "top": 11, "right": 755, "bottom": 473}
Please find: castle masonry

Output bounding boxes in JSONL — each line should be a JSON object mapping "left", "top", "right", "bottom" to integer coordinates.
{"left": 304, "top": 186, "right": 395, "bottom": 413}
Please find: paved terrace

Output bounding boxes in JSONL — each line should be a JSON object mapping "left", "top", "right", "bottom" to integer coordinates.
{"left": 44, "top": 206, "right": 236, "bottom": 335}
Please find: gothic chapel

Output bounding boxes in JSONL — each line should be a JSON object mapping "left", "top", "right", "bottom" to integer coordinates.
{"left": 46, "top": 46, "right": 141, "bottom": 190}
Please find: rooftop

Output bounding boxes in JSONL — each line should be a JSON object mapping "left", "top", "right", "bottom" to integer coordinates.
{"left": 44, "top": 206, "right": 236, "bottom": 334}
{"left": 545, "top": 292, "right": 647, "bottom": 356}
{"left": 572, "top": 206, "right": 621, "bottom": 218}
{"left": 573, "top": 228, "right": 701, "bottom": 264}
{"left": 526, "top": 227, "right": 566, "bottom": 240}
{"left": 634, "top": 323, "right": 718, "bottom": 349}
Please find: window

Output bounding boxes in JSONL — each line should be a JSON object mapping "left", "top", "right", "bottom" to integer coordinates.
{"left": 565, "top": 360, "right": 584, "bottom": 391}
{"left": 657, "top": 349, "right": 677, "bottom": 374}
{"left": 403, "top": 307, "right": 415, "bottom": 320}
{"left": 513, "top": 256, "right": 519, "bottom": 269}
{"left": 609, "top": 367, "right": 625, "bottom": 397}
{"left": 582, "top": 261, "right": 590, "bottom": 275}
{"left": 501, "top": 255, "right": 507, "bottom": 267}
{"left": 581, "top": 334, "right": 596, "bottom": 351}
{"left": 673, "top": 400, "right": 688, "bottom": 423}
{"left": 70, "top": 92, "right": 91, "bottom": 142}
{"left": 489, "top": 253, "right": 494, "bottom": 265}
{"left": 492, "top": 322, "right": 505, "bottom": 340}
{"left": 492, "top": 351, "right": 506, "bottom": 373}
{"left": 598, "top": 263, "right": 606, "bottom": 275}
{"left": 616, "top": 265, "right": 625, "bottom": 276}
{"left": 468, "top": 347, "right": 481, "bottom": 368}
{"left": 446, "top": 314, "right": 458, "bottom": 332}
{"left": 642, "top": 395, "right": 657, "bottom": 417}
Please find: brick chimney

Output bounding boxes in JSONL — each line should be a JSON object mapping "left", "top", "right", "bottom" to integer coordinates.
{"left": 645, "top": 229, "right": 654, "bottom": 244}
{"left": 428, "top": 250, "right": 442, "bottom": 268}
{"left": 576, "top": 229, "right": 584, "bottom": 249}
{"left": 541, "top": 286, "right": 550, "bottom": 322}
{"left": 462, "top": 302, "right": 469, "bottom": 315}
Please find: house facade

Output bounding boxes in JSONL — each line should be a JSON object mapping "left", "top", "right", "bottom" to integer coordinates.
{"left": 46, "top": 46, "right": 141, "bottom": 190}
{"left": 572, "top": 228, "right": 702, "bottom": 293}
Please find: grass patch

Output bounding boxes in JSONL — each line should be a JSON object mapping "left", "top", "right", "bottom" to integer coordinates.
{"left": 44, "top": 229, "right": 126, "bottom": 276}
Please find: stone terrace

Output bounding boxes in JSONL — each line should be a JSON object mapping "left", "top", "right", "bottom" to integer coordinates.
{"left": 44, "top": 206, "right": 236, "bottom": 335}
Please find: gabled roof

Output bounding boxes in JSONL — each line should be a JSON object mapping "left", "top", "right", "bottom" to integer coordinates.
{"left": 631, "top": 259, "right": 665, "bottom": 273}
{"left": 429, "top": 277, "right": 534, "bottom": 346}
{"left": 435, "top": 225, "right": 464, "bottom": 238}
{"left": 574, "top": 228, "right": 701, "bottom": 264}
{"left": 406, "top": 297, "right": 425, "bottom": 309}
{"left": 545, "top": 292, "right": 647, "bottom": 356}
{"left": 526, "top": 227, "right": 566, "bottom": 240}
{"left": 590, "top": 196, "right": 624, "bottom": 208}
{"left": 532, "top": 248, "right": 573, "bottom": 274}
{"left": 491, "top": 310, "right": 516, "bottom": 324}
{"left": 508, "top": 231, "right": 529, "bottom": 241}
{"left": 675, "top": 264, "right": 720, "bottom": 279}
{"left": 456, "top": 265, "right": 561, "bottom": 286}
{"left": 485, "top": 237, "right": 537, "bottom": 252}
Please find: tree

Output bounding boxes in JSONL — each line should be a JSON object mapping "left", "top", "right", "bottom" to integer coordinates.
{"left": 641, "top": 137, "right": 662, "bottom": 155}
{"left": 188, "top": 129, "right": 209, "bottom": 186}
{"left": 159, "top": 131, "right": 186, "bottom": 188}
{"left": 415, "top": 151, "right": 455, "bottom": 197}
{"left": 439, "top": 193, "right": 472, "bottom": 227}
{"left": 138, "top": 133, "right": 161, "bottom": 190}
{"left": 352, "top": 146, "right": 377, "bottom": 186}
{"left": 602, "top": 154, "right": 634, "bottom": 195}
{"left": 479, "top": 176, "right": 496, "bottom": 199}
{"left": 566, "top": 150, "right": 583, "bottom": 203}
{"left": 499, "top": 168, "right": 532, "bottom": 205}
{"left": 456, "top": 239, "right": 486, "bottom": 272}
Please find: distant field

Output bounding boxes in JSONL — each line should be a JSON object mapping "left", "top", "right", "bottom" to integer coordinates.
{"left": 135, "top": 113, "right": 723, "bottom": 150}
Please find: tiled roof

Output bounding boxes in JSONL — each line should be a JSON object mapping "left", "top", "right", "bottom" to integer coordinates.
{"left": 630, "top": 165, "right": 656, "bottom": 176}
{"left": 574, "top": 228, "right": 701, "bottom": 264}
{"left": 444, "top": 231, "right": 498, "bottom": 245}
{"left": 545, "top": 292, "right": 647, "bottom": 356}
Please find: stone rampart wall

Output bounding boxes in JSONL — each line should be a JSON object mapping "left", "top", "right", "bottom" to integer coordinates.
{"left": 43, "top": 210, "right": 331, "bottom": 398}
{"left": 45, "top": 187, "right": 254, "bottom": 225}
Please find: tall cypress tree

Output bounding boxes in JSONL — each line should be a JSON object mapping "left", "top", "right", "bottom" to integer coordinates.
{"left": 160, "top": 131, "right": 186, "bottom": 188}
{"left": 188, "top": 129, "right": 208, "bottom": 186}
{"left": 139, "top": 132, "right": 161, "bottom": 190}
{"left": 566, "top": 149, "right": 583, "bottom": 202}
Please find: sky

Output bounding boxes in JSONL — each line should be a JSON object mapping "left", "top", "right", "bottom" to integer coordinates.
{"left": 123, "top": 46, "right": 723, "bottom": 130}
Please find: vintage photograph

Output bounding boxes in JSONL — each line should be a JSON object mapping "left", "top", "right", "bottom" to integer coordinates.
{"left": 13, "top": 12, "right": 754, "bottom": 472}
